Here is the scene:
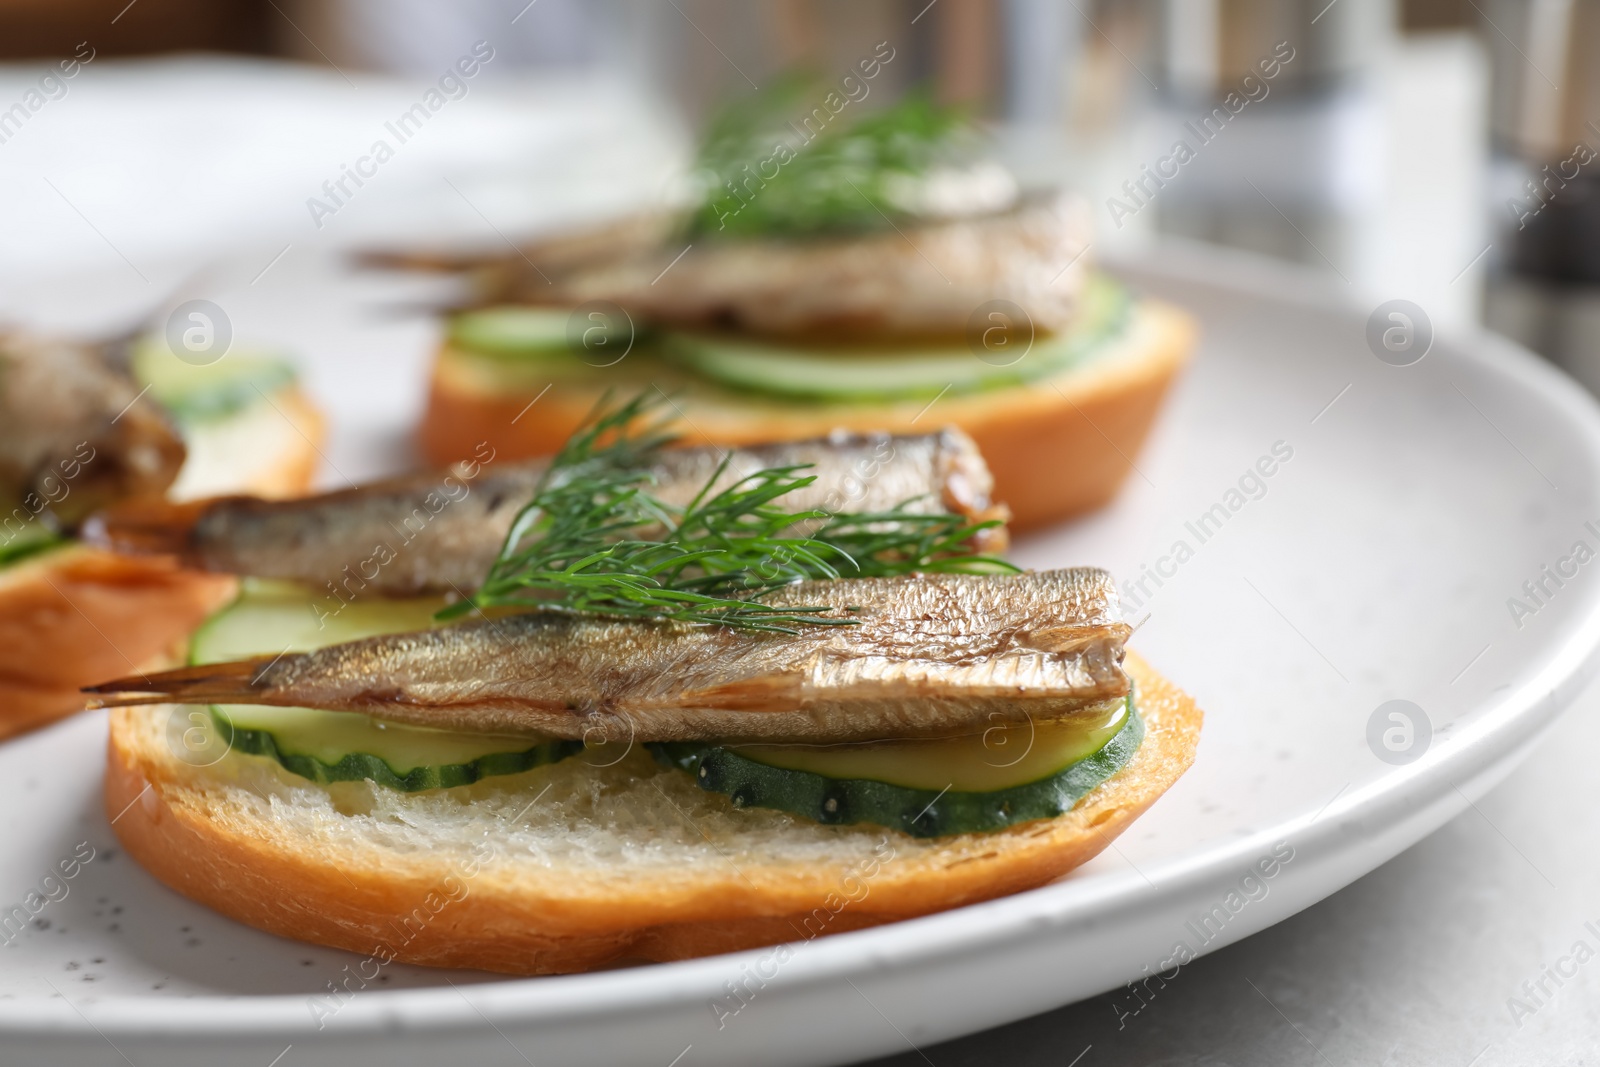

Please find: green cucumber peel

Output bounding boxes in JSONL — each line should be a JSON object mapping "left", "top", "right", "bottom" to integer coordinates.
{"left": 135, "top": 345, "right": 298, "bottom": 424}
{"left": 212, "top": 708, "right": 582, "bottom": 793}
{"left": 651, "top": 694, "right": 1144, "bottom": 839}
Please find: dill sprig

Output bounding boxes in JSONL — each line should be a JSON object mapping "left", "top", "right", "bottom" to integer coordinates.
{"left": 689, "top": 79, "right": 969, "bottom": 238}
{"left": 443, "top": 394, "right": 1015, "bottom": 632}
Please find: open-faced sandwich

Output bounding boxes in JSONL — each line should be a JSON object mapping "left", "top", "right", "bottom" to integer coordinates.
{"left": 0, "top": 332, "right": 322, "bottom": 740}
{"left": 408, "top": 85, "right": 1194, "bottom": 529}
{"left": 85, "top": 397, "right": 1199, "bottom": 975}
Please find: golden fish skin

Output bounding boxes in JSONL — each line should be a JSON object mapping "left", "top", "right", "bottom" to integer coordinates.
{"left": 85, "top": 428, "right": 1002, "bottom": 596}
{"left": 86, "top": 569, "right": 1128, "bottom": 743}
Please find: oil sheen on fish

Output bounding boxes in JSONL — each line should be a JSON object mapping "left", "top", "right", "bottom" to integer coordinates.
{"left": 85, "top": 569, "right": 1128, "bottom": 743}
{"left": 85, "top": 428, "right": 1002, "bottom": 596}
{"left": 0, "top": 334, "right": 185, "bottom": 526}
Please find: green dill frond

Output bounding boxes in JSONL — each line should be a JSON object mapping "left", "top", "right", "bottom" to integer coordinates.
{"left": 688, "top": 82, "right": 971, "bottom": 238}
{"left": 444, "top": 392, "right": 1016, "bottom": 632}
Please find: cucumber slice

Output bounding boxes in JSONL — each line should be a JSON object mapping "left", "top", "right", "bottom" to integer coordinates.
{"left": 132, "top": 337, "right": 297, "bottom": 423}
{"left": 189, "top": 579, "right": 450, "bottom": 661}
{"left": 212, "top": 707, "right": 579, "bottom": 792}
{"left": 449, "top": 306, "right": 572, "bottom": 356}
{"left": 731, "top": 700, "right": 1131, "bottom": 792}
{"left": 189, "top": 581, "right": 578, "bottom": 791}
{"left": 653, "top": 695, "right": 1143, "bottom": 838}
{"left": 660, "top": 273, "right": 1131, "bottom": 402}
{"left": 449, "top": 305, "right": 633, "bottom": 359}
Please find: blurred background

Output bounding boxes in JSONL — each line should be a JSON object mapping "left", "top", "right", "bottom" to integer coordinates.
{"left": 0, "top": 0, "right": 1590, "bottom": 389}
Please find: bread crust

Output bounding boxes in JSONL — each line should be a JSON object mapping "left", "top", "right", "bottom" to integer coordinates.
{"left": 104, "top": 653, "right": 1200, "bottom": 975}
{"left": 239, "top": 388, "right": 324, "bottom": 500}
{"left": 418, "top": 300, "right": 1193, "bottom": 530}
{"left": 0, "top": 387, "right": 323, "bottom": 740}
{"left": 0, "top": 547, "right": 237, "bottom": 741}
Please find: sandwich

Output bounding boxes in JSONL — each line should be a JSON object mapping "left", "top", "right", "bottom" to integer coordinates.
{"left": 0, "top": 332, "right": 322, "bottom": 739}
{"left": 409, "top": 85, "right": 1194, "bottom": 529}
{"left": 85, "top": 398, "right": 1200, "bottom": 975}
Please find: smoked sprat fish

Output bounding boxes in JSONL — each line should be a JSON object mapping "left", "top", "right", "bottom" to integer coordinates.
{"left": 537, "top": 193, "right": 1091, "bottom": 339}
{"left": 84, "top": 429, "right": 1003, "bottom": 596}
{"left": 0, "top": 334, "right": 185, "bottom": 526}
{"left": 86, "top": 569, "right": 1129, "bottom": 743}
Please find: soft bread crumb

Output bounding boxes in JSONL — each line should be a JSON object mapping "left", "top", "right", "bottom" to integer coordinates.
{"left": 141, "top": 717, "right": 897, "bottom": 875}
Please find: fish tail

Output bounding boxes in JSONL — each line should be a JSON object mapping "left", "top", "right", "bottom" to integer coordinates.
{"left": 81, "top": 657, "right": 278, "bottom": 708}
{"left": 80, "top": 496, "right": 217, "bottom": 558}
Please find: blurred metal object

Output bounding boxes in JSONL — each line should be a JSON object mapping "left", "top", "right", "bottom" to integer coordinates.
{"left": 1482, "top": 0, "right": 1600, "bottom": 161}
{"left": 1145, "top": 0, "right": 1398, "bottom": 260}
{"left": 1137, "top": 0, "right": 1492, "bottom": 328}
{"left": 1487, "top": 268, "right": 1600, "bottom": 396}
{"left": 1001, "top": 0, "right": 1078, "bottom": 123}
{"left": 1479, "top": 0, "right": 1600, "bottom": 393}
{"left": 287, "top": 0, "right": 618, "bottom": 76}
{"left": 1156, "top": 0, "right": 1390, "bottom": 98}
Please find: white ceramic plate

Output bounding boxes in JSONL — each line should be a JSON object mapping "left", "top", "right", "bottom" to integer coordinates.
{"left": 4, "top": 243, "right": 1600, "bottom": 1067}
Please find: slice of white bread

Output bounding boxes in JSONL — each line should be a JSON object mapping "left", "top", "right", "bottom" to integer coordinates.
{"left": 167, "top": 387, "right": 323, "bottom": 503}
{"left": 420, "top": 299, "right": 1193, "bottom": 531}
{"left": 105, "top": 652, "right": 1200, "bottom": 976}
{"left": 0, "top": 387, "right": 322, "bottom": 741}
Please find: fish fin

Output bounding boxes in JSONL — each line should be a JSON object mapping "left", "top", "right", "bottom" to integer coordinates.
{"left": 1020, "top": 623, "right": 1133, "bottom": 654}
{"left": 674, "top": 674, "right": 802, "bottom": 711}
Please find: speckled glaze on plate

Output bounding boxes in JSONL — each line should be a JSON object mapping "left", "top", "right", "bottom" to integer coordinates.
{"left": 4, "top": 243, "right": 1600, "bottom": 1067}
